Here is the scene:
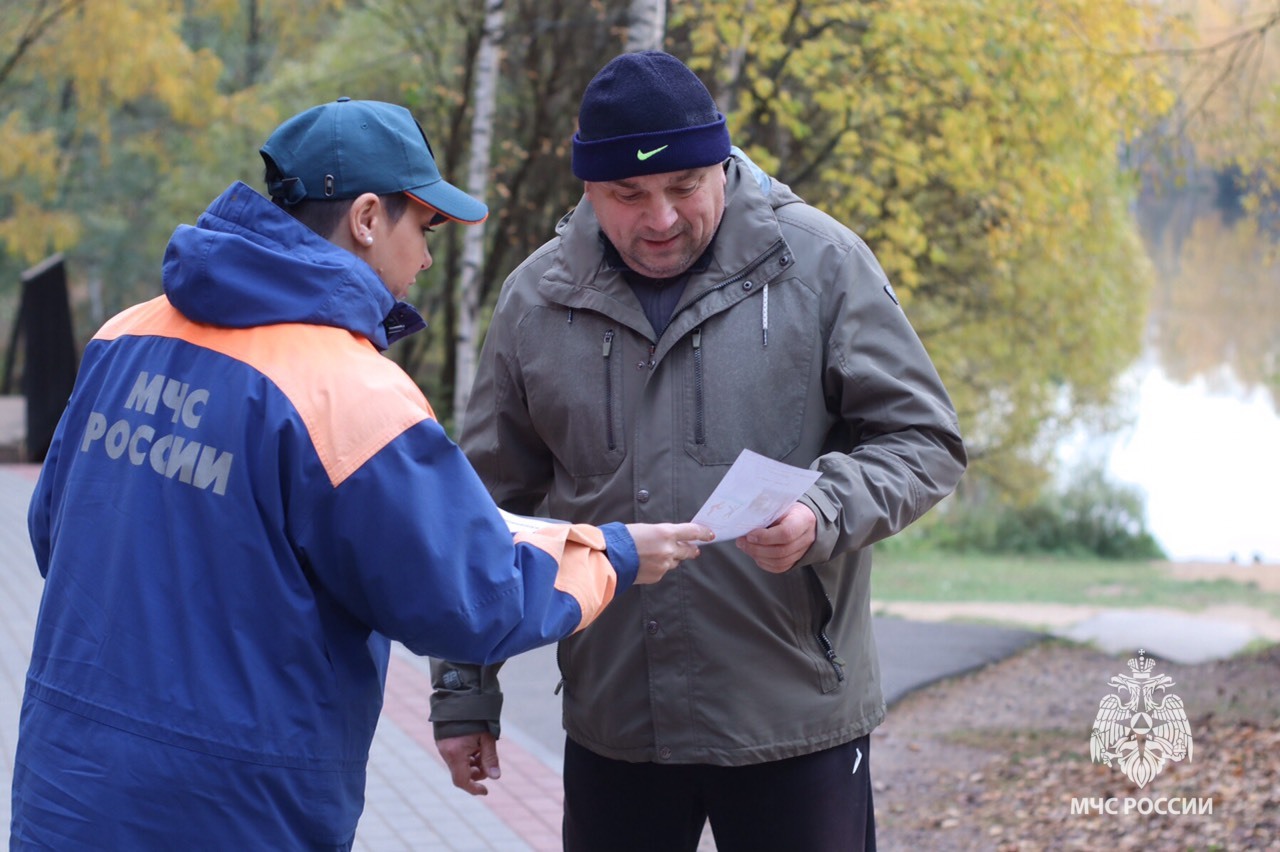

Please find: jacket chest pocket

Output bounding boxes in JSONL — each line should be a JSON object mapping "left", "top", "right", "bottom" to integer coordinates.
{"left": 521, "top": 312, "right": 627, "bottom": 477}
{"left": 682, "top": 286, "right": 817, "bottom": 466}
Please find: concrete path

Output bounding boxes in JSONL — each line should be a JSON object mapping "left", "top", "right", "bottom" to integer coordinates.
{"left": 1059, "top": 609, "right": 1262, "bottom": 665}
{"left": 876, "top": 598, "right": 1279, "bottom": 666}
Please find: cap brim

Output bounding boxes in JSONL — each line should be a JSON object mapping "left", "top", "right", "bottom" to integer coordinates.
{"left": 406, "top": 179, "right": 488, "bottom": 225}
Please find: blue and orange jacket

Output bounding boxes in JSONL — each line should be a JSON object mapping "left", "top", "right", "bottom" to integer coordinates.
{"left": 13, "top": 182, "right": 637, "bottom": 849}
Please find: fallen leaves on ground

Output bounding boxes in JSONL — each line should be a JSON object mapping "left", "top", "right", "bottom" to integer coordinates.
{"left": 873, "top": 642, "right": 1280, "bottom": 851}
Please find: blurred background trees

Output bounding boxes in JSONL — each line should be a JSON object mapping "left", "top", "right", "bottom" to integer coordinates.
{"left": 3, "top": 0, "right": 1276, "bottom": 554}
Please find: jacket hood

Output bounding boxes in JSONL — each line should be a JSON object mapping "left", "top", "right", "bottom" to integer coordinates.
{"left": 163, "top": 181, "right": 422, "bottom": 350}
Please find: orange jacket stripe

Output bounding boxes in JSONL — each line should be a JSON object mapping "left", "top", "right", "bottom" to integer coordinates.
{"left": 95, "top": 296, "right": 432, "bottom": 487}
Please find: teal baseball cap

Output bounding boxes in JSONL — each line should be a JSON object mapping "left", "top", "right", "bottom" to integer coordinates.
{"left": 260, "top": 97, "right": 488, "bottom": 224}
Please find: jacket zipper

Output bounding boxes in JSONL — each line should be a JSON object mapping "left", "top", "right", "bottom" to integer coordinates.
{"left": 688, "top": 240, "right": 788, "bottom": 308}
{"left": 691, "top": 327, "right": 705, "bottom": 445}
{"left": 602, "top": 330, "right": 616, "bottom": 450}
{"left": 817, "top": 626, "right": 847, "bottom": 683}
{"left": 807, "top": 567, "right": 847, "bottom": 682}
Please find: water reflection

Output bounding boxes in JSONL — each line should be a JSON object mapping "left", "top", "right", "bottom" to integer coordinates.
{"left": 1107, "top": 364, "right": 1279, "bottom": 563}
{"left": 1088, "top": 186, "right": 1279, "bottom": 563}
{"left": 1141, "top": 185, "right": 1279, "bottom": 407}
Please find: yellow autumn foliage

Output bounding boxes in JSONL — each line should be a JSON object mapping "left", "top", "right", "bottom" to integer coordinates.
{"left": 674, "top": 0, "right": 1183, "bottom": 495}
{"left": 0, "top": 0, "right": 346, "bottom": 267}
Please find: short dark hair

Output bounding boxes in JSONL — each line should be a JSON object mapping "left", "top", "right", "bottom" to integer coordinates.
{"left": 263, "top": 163, "right": 410, "bottom": 239}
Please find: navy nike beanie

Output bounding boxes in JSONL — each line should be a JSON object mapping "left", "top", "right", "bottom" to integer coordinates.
{"left": 572, "top": 51, "right": 731, "bottom": 181}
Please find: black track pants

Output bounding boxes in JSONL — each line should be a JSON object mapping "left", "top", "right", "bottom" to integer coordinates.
{"left": 562, "top": 734, "right": 876, "bottom": 852}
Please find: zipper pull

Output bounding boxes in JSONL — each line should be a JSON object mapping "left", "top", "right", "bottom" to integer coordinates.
{"left": 762, "top": 282, "right": 769, "bottom": 347}
{"left": 602, "top": 329, "right": 614, "bottom": 357}
{"left": 692, "top": 327, "right": 701, "bottom": 350}
{"left": 825, "top": 649, "right": 847, "bottom": 681}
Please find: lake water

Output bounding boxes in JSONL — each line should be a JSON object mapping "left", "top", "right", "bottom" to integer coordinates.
{"left": 1096, "top": 362, "right": 1279, "bottom": 562}
{"left": 1066, "top": 187, "right": 1280, "bottom": 563}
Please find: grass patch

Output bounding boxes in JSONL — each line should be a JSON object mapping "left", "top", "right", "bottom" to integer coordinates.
{"left": 871, "top": 551, "right": 1280, "bottom": 618}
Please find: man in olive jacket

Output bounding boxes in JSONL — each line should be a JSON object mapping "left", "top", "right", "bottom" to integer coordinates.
{"left": 431, "top": 51, "right": 966, "bottom": 851}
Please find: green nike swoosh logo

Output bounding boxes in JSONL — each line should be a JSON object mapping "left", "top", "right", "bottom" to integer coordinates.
{"left": 636, "top": 145, "right": 669, "bottom": 161}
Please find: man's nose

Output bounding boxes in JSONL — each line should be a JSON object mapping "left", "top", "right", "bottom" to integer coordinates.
{"left": 421, "top": 246, "right": 432, "bottom": 271}
{"left": 644, "top": 197, "right": 679, "bottom": 231}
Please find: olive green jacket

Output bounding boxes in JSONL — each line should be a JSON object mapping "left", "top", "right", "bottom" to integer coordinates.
{"left": 430, "top": 155, "right": 966, "bottom": 765}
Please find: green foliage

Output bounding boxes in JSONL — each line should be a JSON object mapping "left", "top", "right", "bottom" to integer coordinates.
{"left": 0, "top": 0, "right": 631, "bottom": 425}
{"left": 907, "top": 466, "right": 1166, "bottom": 560}
{"left": 0, "top": 0, "right": 351, "bottom": 337}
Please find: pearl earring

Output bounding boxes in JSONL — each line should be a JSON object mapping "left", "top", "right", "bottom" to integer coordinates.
{"left": 365, "top": 236, "right": 373, "bottom": 245}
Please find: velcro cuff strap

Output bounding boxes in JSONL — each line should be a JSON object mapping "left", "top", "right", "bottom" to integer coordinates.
{"left": 428, "top": 691, "right": 504, "bottom": 723}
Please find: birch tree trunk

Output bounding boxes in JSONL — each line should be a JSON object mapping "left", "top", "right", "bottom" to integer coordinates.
{"left": 452, "top": 0, "right": 504, "bottom": 431}
{"left": 625, "top": 0, "right": 666, "bottom": 52}
{"left": 717, "top": 0, "right": 755, "bottom": 114}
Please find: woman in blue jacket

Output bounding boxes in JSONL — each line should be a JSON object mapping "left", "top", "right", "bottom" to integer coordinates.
{"left": 11, "top": 98, "right": 711, "bottom": 850}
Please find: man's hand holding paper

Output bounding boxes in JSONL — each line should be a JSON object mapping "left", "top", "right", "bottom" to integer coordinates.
{"left": 691, "top": 450, "right": 821, "bottom": 573}
{"left": 735, "top": 502, "right": 818, "bottom": 574}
